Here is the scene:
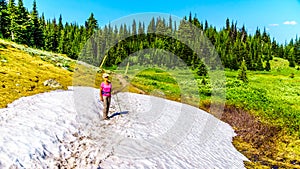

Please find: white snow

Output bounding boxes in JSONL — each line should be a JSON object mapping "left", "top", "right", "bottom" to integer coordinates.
{"left": 0, "top": 87, "right": 248, "bottom": 168}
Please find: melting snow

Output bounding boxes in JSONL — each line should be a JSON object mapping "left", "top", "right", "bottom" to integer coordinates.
{"left": 0, "top": 87, "right": 248, "bottom": 168}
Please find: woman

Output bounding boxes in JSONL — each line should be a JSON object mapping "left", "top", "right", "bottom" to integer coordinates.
{"left": 100, "top": 73, "right": 112, "bottom": 120}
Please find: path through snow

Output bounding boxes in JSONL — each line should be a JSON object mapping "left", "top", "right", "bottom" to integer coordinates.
{"left": 0, "top": 87, "right": 248, "bottom": 168}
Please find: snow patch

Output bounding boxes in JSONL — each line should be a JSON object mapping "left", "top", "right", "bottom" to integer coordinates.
{"left": 0, "top": 87, "right": 248, "bottom": 168}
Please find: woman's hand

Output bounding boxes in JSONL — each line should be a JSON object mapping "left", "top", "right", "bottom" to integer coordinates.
{"left": 100, "top": 97, "right": 104, "bottom": 101}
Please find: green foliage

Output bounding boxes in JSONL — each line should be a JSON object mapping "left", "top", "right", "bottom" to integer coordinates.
{"left": 238, "top": 60, "right": 248, "bottom": 82}
{"left": 265, "top": 60, "right": 271, "bottom": 71}
{"left": 226, "top": 69, "right": 300, "bottom": 135}
{"left": 126, "top": 66, "right": 300, "bottom": 137}
{"left": 14, "top": 0, "right": 29, "bottom": 43}
{"left": 196, "top": 62, "right": 207, "bottom": 76}
{"left": 135, "top": 68, "right": 177, "bottom": 84}
{"left": 30, "top": 0, "right": 44, "bottom": 48}
{"left": 0, "top": 0, "right": 10, "bottom": 38}
{"left": 130, "top": 68, "right": 181, "bottom": 97}
{"left": 85, "top": 13, "right": 98, "bottom": 39}
{"left": 2, "top": 2, "right": 300, "bottom": 72}
{"left": 289, "top": 58, "right": 296, "bottom": 67}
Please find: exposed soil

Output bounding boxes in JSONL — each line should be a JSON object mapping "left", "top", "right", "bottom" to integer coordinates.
{"left": 202, "top": 103, "right": 300, "bottom": 168}
{"left": 113, "top": 73, "right": 145, "bottom": 94}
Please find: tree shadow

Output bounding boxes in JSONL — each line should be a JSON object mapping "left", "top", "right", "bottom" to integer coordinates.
{"left": 109, "top": 111, "right": 129, "bottom": 118}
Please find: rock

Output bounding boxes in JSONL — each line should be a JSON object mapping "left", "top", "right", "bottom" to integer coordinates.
{"left": 56, "top": 63, "right": 63, "bottom": 67}
{"left": 67, "top": 157, "right": 75, "bottom": 168}
{"left": 1, "top": 59, "right": 7, "bottom": 63}
{"left": 43, "top": 79, "right": 61, "bottom": 88}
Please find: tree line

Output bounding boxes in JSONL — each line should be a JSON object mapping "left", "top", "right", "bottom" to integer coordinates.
{"left": 0, "top": 0, "right": 97, "bottom": 59}
{"left": 0, "top": 1, "right": 299, "bottom": 74}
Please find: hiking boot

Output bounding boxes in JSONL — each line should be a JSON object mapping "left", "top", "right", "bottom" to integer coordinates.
{"left": 103, "top": 117, "right": 109, "bottom": 120}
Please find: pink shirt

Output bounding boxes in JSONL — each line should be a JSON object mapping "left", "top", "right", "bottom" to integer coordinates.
{"left": 101, "top": 82, "right": 112, "bottom": 96}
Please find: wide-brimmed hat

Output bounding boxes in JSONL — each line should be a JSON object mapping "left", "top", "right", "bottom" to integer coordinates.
{"left": 102, "top": 73, "right": 109, "bottom": 78}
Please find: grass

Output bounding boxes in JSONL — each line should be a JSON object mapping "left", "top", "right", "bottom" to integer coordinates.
{"left": 225, "top": 58, "right": 300, "bottom": 134}
{"left": 226, "top": 74, "right": 300, "bottom": 132}
{"left": 0, "top": 43, "right": 70, "bottom": 108}
{"left": 0, "top": 39, "right": 106, "bottom": 108}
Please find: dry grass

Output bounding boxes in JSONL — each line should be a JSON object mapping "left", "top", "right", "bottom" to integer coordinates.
{"left": 0, "top": 43, "right": 72, "bottom": 108}
{"left": 0, "top": 39, "right": 107, "bottom": 108}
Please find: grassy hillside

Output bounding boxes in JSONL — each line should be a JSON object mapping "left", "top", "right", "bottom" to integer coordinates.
{"left": 0, "top": 39, "right": 104, "bottom": 108}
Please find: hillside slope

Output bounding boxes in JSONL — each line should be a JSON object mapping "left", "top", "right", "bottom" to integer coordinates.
{"left": 0, "top": 39, "right": 104, "bottom": 108}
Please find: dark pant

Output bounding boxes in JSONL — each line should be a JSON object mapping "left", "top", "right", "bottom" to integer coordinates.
{"left": 103, "top": 96, "right": 111, "bottom": 119}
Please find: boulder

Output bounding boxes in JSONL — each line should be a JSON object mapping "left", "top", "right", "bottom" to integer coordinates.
{"left": 43, "top": 79, "right": 61, "bottom": 88}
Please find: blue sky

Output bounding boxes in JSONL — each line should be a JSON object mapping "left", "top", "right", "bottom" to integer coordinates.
{"left": 23, "top": 0, "right": 300, "bottom": 44}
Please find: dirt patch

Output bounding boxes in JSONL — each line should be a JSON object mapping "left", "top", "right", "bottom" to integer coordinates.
{"left": 221, "top": 106, "right": 280, "bottom": 150}
{"left": 201, "top": 103, "right": 300, "bottom": 168}
{"left": 113, "top": 74, "right": 145, "bottom": 94}
{"left": 221, "top": 106, "right": 280, "bottom": 166}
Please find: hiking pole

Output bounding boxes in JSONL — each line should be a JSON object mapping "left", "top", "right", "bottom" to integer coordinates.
{"left": 114, "top": 92, "right": 122, "bottom": 113}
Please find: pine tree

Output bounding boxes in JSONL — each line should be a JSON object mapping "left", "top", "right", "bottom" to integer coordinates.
{"left": 271, "top": 38, "right": 278, "bottom": 57}
{"left": 7, "top": 0, "right": 17, "bottom": 40}
{"left": 168, "top": 15, "right": 173, "bottom": 32}
{"left": 132, "top": 19, "right": 137, "bottom": 35}
{"left": 225, "top": 18, "right": 230, "bottom": 31}
{"left": 204, "top": 20, "right": 208, "bottom": 31}
{"left": 85, "top": 13, "right": 98, "bottom": 39}
{"left": 188, "top": 12, "right": 192, "bottom": 23}
{"left": 57, "top": 14, "right": 63, "bottom": 48}
{"left": 15, "top": 0, "right": 30, "bottom": 45}
{"left": 30, "top": 0, "right": 43, "bottom": 48}
{"left": 196, "top": 62, "right": 207, "bottom": 76}
{"left": 294, "top": 36, "right": 300, "bottom": 65}
{"left": 39, "top": 13, "right": 46, "bottom": 31}
{"left": 147, "top": 17, "right": 156, "bottom": 33}
{"left": 44, "top": 18, "right": 59, "bottom": 52}
{"left": 240, "top": 25, "right": 247, "bottom": 43}
{"left": 156, "top": 17, "right": 167, "bottom": 35}
{"left": 265, "top": 60, "right": 271, "bottom": 71}
{"left": 0, "top": 0, "right": 10, "bottom": 38}
{"left": 257, "top": 57, "right": 264, "bottom": 70}
{"left": 255, "top": 27, "right": 261, "bottom": 39}
{"left": 289, "top": 54, "right": 296, "bottom": 67}
{"left": 138, "top": 21, "right": 144, "bottom": 35}
{"left": 262, "top": 27, "right": 270, "bottom": 43}
{"left": 229, "top": 21, "right": 237, "bottom": 42}
{"left": 192, "top": 15, "right": 202, "bottom": 30}
{"left": 238, "top": 60, "right": 248, "bottom": 82}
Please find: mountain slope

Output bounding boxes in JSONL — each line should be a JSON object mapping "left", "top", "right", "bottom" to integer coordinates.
{"left": 0, "top": 39, "right": 103, "bottom": 108}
